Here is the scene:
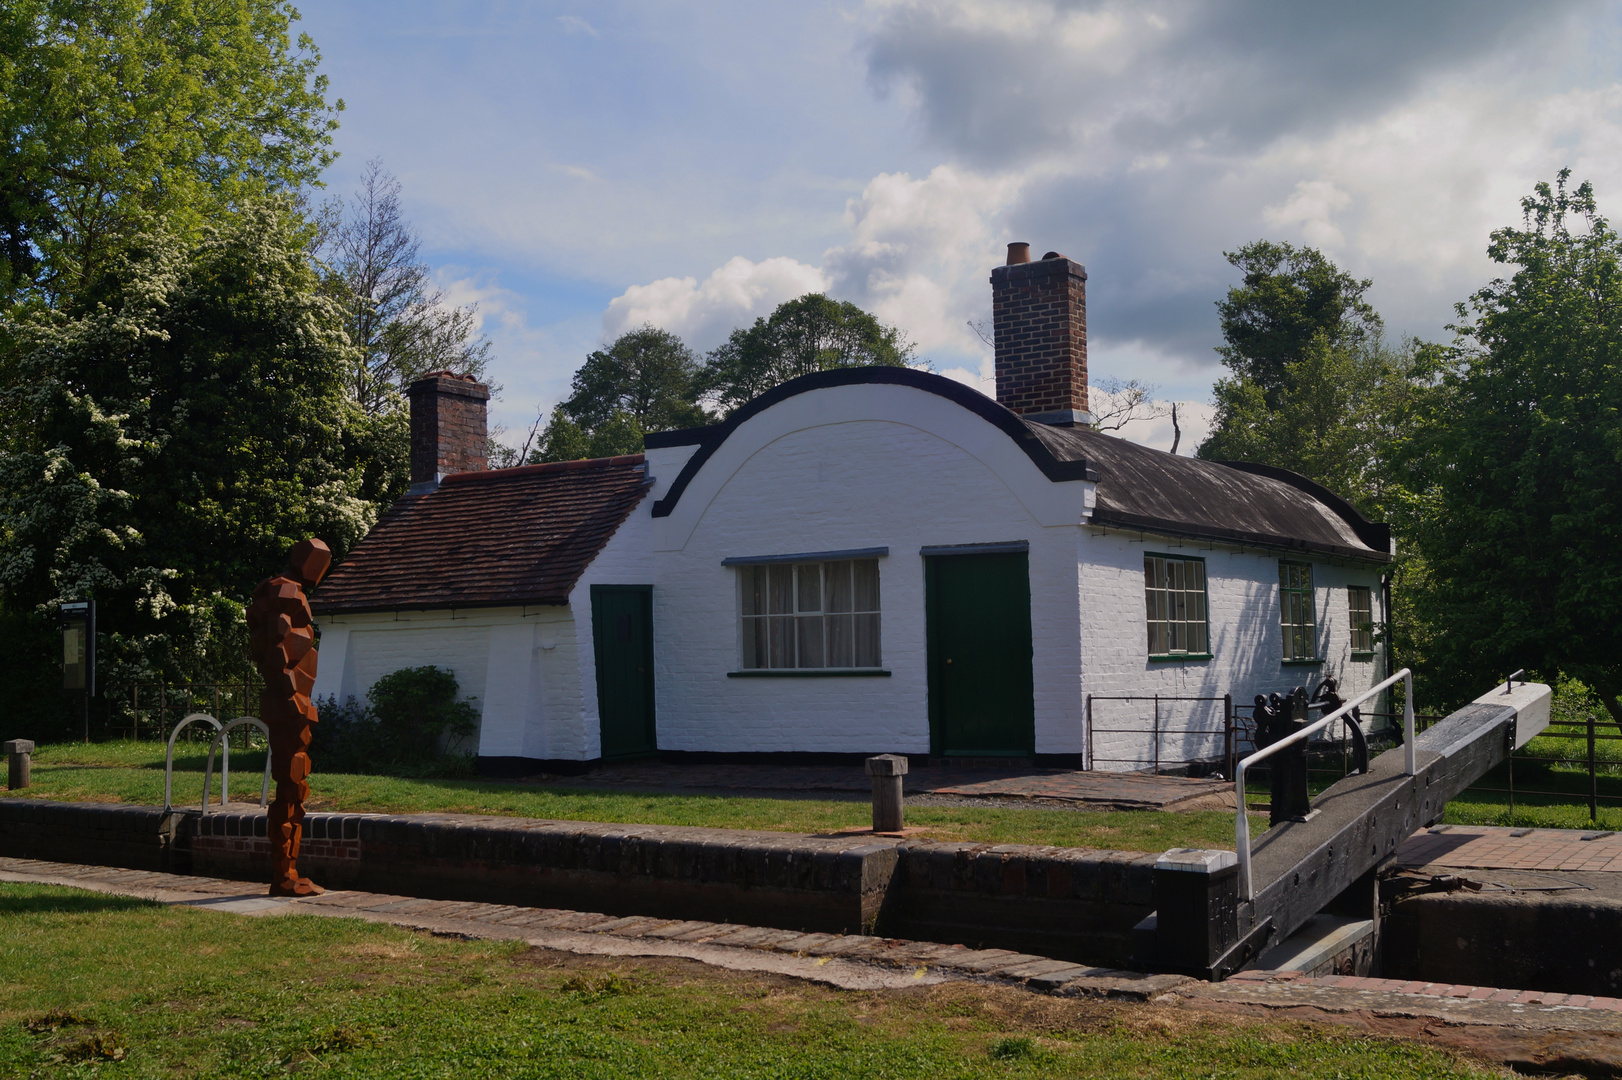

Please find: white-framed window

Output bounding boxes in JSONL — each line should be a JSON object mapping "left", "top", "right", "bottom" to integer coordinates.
{"left": 739, "top": 559, "right": 881, "bottom": 670}
{"left": 1144, "top": 554, "right": 1209, "bottom": 658}
{"left": 1349, "top": 585, "right": 1375, "bottom": 655}
{"left": 1279, "top": 561, "right": 1318, "bottom": 661}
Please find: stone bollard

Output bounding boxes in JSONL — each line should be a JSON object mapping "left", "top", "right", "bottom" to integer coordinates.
{"left": 4, "top": 740, "right": 33, "bottom": 790}
{"left": 864, "top": 754, "right": 908, "bottom": 833}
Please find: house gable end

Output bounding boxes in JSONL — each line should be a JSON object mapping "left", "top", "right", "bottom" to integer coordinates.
{"left": 648, "top": 367, "right": 1100, "bottom": 519}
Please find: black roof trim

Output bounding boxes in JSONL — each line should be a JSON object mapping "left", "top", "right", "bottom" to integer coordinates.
{"left": 649, "top": 367, "right": 1100, "bottom": 518}
{"left": 722, "top": 546, "right": 889, "bottom": 566}
{"left": 1089, "top": 508, "right": 1392, "bottom": 564}
{"left": 1213, "top": 460, "right": 1391, "bottom": 555}
{"left": 643, "top": 426, "right": 710, "bottom": 449}
{"left": 920, "top": 541, "right": 1030, "bottom": 557}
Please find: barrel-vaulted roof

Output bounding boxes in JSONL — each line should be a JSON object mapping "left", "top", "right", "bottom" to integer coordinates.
{"left": 645, "top": 367, "right": 1390, "bottom": 563}
{"left": 311, "top": 455, "right": 650, "bottom": 615}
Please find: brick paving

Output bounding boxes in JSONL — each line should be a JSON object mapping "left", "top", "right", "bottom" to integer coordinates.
{"left": 1395, "top": 825, "right": 1622, "bottom": 872}
{"left": 537, "top": 761, "right": 1232, "bottom": 810}
{"left": 1226, "top": 968, "right": 1622, "bottom": 1011}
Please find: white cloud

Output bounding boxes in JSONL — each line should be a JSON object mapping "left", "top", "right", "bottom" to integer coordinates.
{"left": 304, "top": 0, "right": 1622, "bottom": 452}
{"left": 550, "top": 163, "right": 601, "bottom": 182}
{"left": 1264, "top": 180, "right": 1352, "bottom": 250}
{"left": 825, "top": 165, "right": 1022, "bottom": 356}
{"left": 556, "top": 15, "right": 598, "bottom": 37}
{"left": 603, "top": 165, "right": 1020, "bottom": 368}
{"left": 602, "top": 256, "right": 829, "bottom": 350}
{"left": 433, "top": 268, "right": 601, "bottom": 438}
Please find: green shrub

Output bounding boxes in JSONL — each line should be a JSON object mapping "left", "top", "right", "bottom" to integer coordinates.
{"left": 312, "top": 665, "right": 477, "bottom": 777}
{"left": 368, "top": 666, "right": 478, "bottom": 754}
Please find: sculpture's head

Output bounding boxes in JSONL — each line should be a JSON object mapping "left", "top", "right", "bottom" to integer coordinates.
{"left": 286, "top": 538, "right": 332, "bottom": 589}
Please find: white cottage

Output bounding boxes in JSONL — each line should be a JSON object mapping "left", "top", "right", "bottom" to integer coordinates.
{"left": 311, "top": 248, "right": 1392, "bottom": 774}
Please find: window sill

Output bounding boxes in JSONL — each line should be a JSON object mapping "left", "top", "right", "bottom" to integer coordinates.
{"left": 728, "top": 669, "right": 892, "bottom": 678}
{"left": 1148, "top": 653, "right": 1213, "bottom": 662}
{"left": 1281, "top": 658, "right": 1324, "bottom": 666}
{"left": 1350, "top": 651, "right": 1376, "bottom": 661}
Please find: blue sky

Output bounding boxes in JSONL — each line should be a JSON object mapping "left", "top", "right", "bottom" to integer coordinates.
{"left": 297, "top": 1, "right": 1622, "bottom": 452}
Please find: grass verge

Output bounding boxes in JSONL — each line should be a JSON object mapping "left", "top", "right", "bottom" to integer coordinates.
{"left": 3, "top": 741, "right": 1261, "bottom": 853}
{"left": 0, "top": 881, "right": 1495, "bottom": 1079}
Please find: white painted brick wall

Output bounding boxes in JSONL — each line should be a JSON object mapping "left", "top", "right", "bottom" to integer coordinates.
{"left": 1079, "top": 529, "right": 1386, "bottom": 770}
{"left": 313, "top": 606, "right": 579, "bottom": 760}
{"left": 316, "top": 383, "right": 1389, "bottom": 770}
{"left": 633, "top": 384, "right": 1092, "bottom": 756}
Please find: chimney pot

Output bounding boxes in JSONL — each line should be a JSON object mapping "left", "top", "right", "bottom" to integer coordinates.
{"left": 1006, "top": 242, "right": 1032, "bottom": 265}
{"left": 407, "top": 372, "right": 490, "bottom": 493}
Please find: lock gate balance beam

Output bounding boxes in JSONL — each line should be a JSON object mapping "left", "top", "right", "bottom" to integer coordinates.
{"left": 1149, "top": 680, "right": 1551, "bottom": 981}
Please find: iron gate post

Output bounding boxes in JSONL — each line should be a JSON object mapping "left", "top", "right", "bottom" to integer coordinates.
{"left": 1590, "top": 711, "right": 1599, "bottom": 823}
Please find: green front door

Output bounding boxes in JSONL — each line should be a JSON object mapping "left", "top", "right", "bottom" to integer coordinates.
{"left": 925, "top": 552, "right": 1035, "bottom": 756}
{"left": 591, "top": 585, "right": 657, "bottom": 760}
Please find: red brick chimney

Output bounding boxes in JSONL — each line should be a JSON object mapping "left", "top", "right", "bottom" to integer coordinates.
{"left": 407, "top": 371, "right": 489, "bottom": 492}
{"left": 990, "top": 244, "right": 1090, "bottom": 426}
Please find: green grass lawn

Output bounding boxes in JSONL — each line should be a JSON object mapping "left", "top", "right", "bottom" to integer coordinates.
{"left": 3, "top": 741, "right": 1260, "bottom": 853}
{"left": 0, "top": 881, "right": 1495, "bottom": 1079}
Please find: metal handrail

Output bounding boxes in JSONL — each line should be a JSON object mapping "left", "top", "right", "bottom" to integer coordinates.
{"left": 164, "top": 712, "right": 223, "bottom": 812}
{"left": 1235, "top": 668, "right": 1414, "bottom": 899}
{"left": 202, "top": 717, "right": 271, "bottom": 813}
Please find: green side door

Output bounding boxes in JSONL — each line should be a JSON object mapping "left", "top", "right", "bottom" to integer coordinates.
{"left": 925, "top": 551, "right": 1035, "bottom": 757}
{"left": 591, "top": 585, "right": 657, "bottom": 760}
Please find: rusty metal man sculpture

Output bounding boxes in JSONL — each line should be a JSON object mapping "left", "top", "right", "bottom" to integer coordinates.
{"left": 246, "top": 538, "right": 331, "bottom": 897}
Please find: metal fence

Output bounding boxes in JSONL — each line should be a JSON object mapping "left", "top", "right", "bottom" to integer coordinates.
{"left": 1418, "top": 709, "right": 1621, "bottom": 821}
{"left": 111, "top": 679, "right": 265, "bottom": 745}
{"left": 1084, "top": 691, "right": 1435, "bottom": 782}
{"left": 1086, "top": 694, "right": 1235, "bottom": 774}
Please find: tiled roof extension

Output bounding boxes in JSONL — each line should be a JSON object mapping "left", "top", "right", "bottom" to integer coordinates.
{"left": 311, "top": 455, "right": 650, "bottom": 614}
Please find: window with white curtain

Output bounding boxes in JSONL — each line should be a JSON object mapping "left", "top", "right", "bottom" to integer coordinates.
{"left": 739, "top": 559, "right": 881, "bottom": 670}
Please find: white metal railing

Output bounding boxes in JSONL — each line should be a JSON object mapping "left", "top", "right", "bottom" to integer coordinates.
{"left": 164, "top": 713, "right": 222, "bottom": 812}
{"left": 202, "top": 716, "right": 272, "bottom": 812}
{"left": 164, "top": 712, "right": 272, "bottom": 814}
{"left": 1235, "top": 668, "right": 1414, "bottom": 899}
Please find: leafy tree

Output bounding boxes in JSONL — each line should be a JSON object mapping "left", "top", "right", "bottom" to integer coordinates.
{"left": 1199, "top": 332, "right": 1439, "bottom": 521}
{"left": 698, "top": 294, "right": 915, "bottom": 416}
{"left": 1212, "top": 240, "right": 1381, "bottom": 404}
{"left": 529, "top": 326, "right": 706, "bottom": 463}
{"left": 1197, "top": 242, "right": 1442, "bottom": 711}
{"left": 323, "top": 161, "right": 493, "bottom": 414}
{"left": 562, "top": 326, "right": 707, "bottom": 433}
{"left": 0, "top": 0, "right": 341, "bottom": 309}
{"left": 1412, "top": 172, "right": 1622, "bottom": 723}
{"left": 1198, "top": 242, "right": 1436, "bottom": 519}
{"left": 530, "top": 406, "right": 645, "bottom": 464}
{"left": 0, "top": 200, "right": 373, "bottom": 705}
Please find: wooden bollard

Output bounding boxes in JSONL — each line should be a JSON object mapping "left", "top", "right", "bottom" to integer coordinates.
{"left": 864, "top": 754, "right": 908, "bottom": 833}
{"left": 4, "top": 739, "right": 33, "bottom": 790}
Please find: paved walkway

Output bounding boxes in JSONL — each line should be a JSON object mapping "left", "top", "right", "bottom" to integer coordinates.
{"left": 5, "top": 855, "right": 1621, "bottom": 1073}
{"left": 0, "top": 856, "right": 1184, "bottom": 999}
{"left": 538, "top": 761, "right": 1234, "bottom": 811}
{"left": 1395, "top": 824, "right": 1622, "bottom": 872}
